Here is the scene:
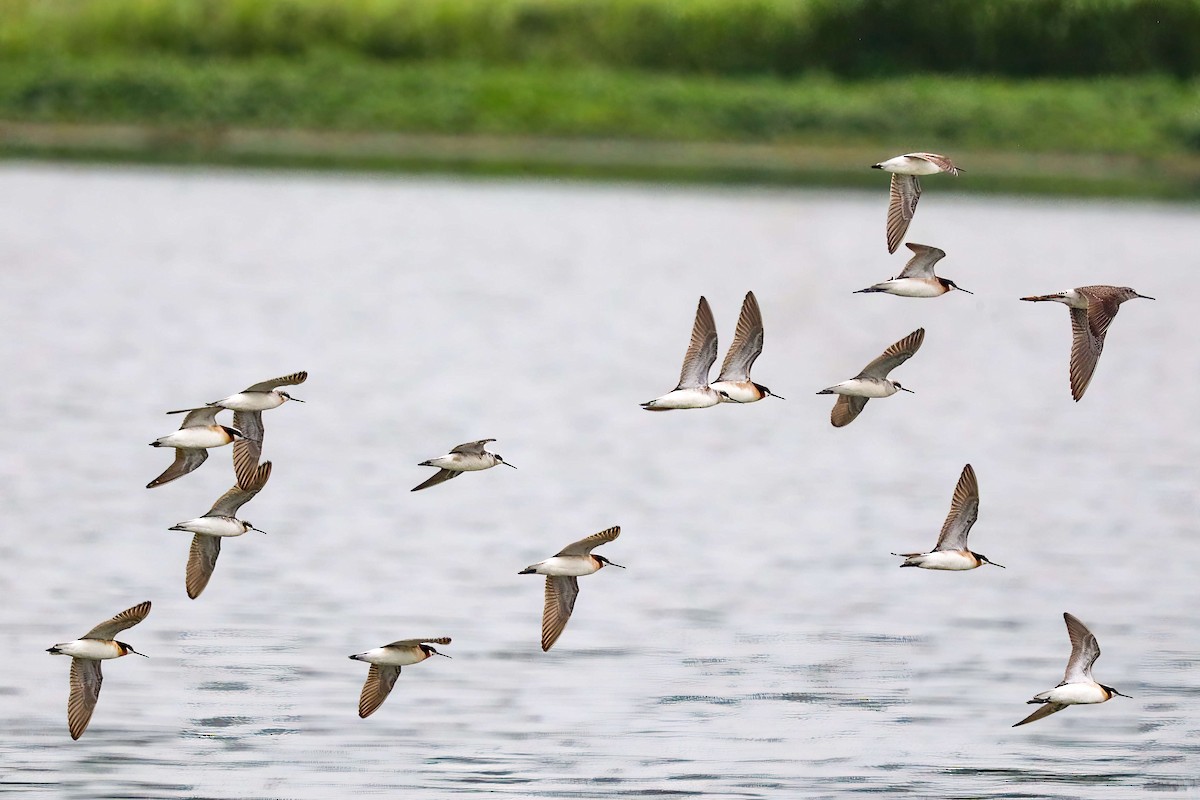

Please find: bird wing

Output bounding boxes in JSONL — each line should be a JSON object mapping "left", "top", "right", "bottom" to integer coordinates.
{"left": 675, "top": 296, "right": 718, "bottom": 389}
{"left": 541, "top": 576, "right": 579, "bottom": 652}
{"left": 1062, "top": 612, "right": 1101, "bottom": 683}
{"left": 934, "top": 464, "right": 980, "bottom": 551}
{"left": 449, "top": 439, "right": 496, "bottom": 456}
{"left": 716, "top": 291, "right": 764, "bottom": 383}
{"left": 859, "top": 328, "right": 925, "bottom": 379}
{"left": 242, "top": 371, "right": 307, "bottom": 393}
{"left": 147, "top": 448, "right": 208, "bottom": 488}
{"left": 385, "top": 637, "right": 452, "bottom": 648}
{"left": 68, "top": 658, "right": 103, "bottom": 740}
{"left": 177, "top": 406, "right": 221, "bottom": 428}
{"left": 886, "top": 174, "right": 921, "bottom": 254}
{"left": 830, "top": 395, "right": 868, "bottom": 428}
{"left": 912, "top": 152, "right": 960, "bottom": 175}
{"left": 83, "top": 601, "right": 152, "bottom": 640}
{"left": 1067, "top": 307, "right": 1105, "bottom": 401}
{"left": 1012, "top": 702, "right": 1066, "bottom": 727}
{"left": 186, "top": 535, "right": 222, "bottom": 600}
{"left": 207, "top": 461, "right": 272, "bottom": 517}
{"left": 897, "top": 243, "right": 946, "bottom": 279}
{"left": 410, "top": 469, "right": 460, "bottom": 492}
{"left": 358, "top": 664, "right": 401, "bottom": 718}
{"left": 556, "top": 525, "right": 621, "bottom": 556}
{"left": 231, "top": 410, "right": 264, "bottom": 489}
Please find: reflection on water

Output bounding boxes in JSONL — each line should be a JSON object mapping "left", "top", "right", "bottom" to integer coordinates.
{"left": 0, "top": 164, "right": 1197, "bottom": 797}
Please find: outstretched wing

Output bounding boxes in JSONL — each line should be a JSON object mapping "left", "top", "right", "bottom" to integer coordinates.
{"left": 542, "top": 576, "right": 579, "bottom": 651}
{"left": 830, "top": 395, "right": 868, "bottom": 428}
{"left": 897, "top": 243, "right": 946, "bottom": 279}
{"left": 68, "top": 658, "right": 103, "bottom": 740}
{"left": 83, "top": 601, "right": 152, "bottom": 640}
{"left": 147, "top": 448, "right": 207, "bottom": 488}
{"left": 232, "top": 410, "right": 264, "bottom": 489}
{"left": 449, "top": 439, "right": 496, "bottom": 456}
{"left": 411, "top": 469, "right": 460, "bottom": 492}
{"left": 243, "top": 371, "right": 307, "bottom": 393}
{"left": 1062, "top": 612, "right": 1101, "bottom": 683}
{"left": 934, "top": 464, "right": 979, "bottom": 552}
{"left": 385, "top": 637, "right": 452, "bottom": 648}
{"left": 207, "top": 461, "right": 272, "bottom": 517}
{"left": 886, "top": 174, "right": 921, "bottom": 254}
{"left": 1012, "top": 702, "right": 1066, "bottom": 727}
{"left": 859, "top": 328, "right": 925, "bottom": 380}
{"left": 676, "top": 297, "right": 719, "bottom": 390}
{"left": 716, "top": 291, "right": 764, "bottom": 383}
{"left": 358, "top": 664, "right": 401, "bottom": 718}
{"left": 186, "top": 535, "right": 222, "bottom": 599}
{"left": 556, "top": 525, "right": 621, "bottom": 556}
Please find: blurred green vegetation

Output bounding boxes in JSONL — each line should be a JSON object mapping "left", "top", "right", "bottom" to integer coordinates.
{"left": 3, "top": 0, "right": 1200, "bottom": 77}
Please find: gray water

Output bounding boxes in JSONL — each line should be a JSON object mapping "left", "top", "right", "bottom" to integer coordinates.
{"left": 0, "top": 163, "right": 1197, "bottom": 798}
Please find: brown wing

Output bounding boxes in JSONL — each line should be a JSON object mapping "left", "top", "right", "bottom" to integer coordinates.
{"left": 934, "top": 464, "right": 979, "bottom": 551}
{"left": 449, "top": 439, "right": 495, "bottom": 455}
{"left": 1068, "top": 307, "right": 1105, "bottom": 401}
{"left": 146, "top": 448, "right": 207, "bottom": 489}
{"left": 886, "top": 174, "right": 921, "bottom": 254}
{"left": 68, "top": 658, "right": 103, "bottom": 740}
{"left": 1062, "top": 612, "right": 1101, "bottom": 683}
{"left": 831, "top": 395, "right": 868, "bottom": 427}
{"left": 208, "top": 461, "right": 272, "bottom": 517}
{"left": 232, "top": 410, "right": 264, "bottom": 488}
{"left": 912, "top": 153, "right": 960, "bottom": 175}
{"left": 385, "top": 637, "right": 452, "bottom": 647}
{"left": 243, "top": 371, "right": 307, "bottom": 393}
{"left": 358, "top": 664, "right": 401, "bottom": 718}
{"left": 556, "top": 526, "right": 621, "bottom": 556}
{"left": 1012, "top": 702, "right": 1066, "bottom": 727}
{"left": 859, "top": 328, "right": 925, "bottom": 379}
{"left": 186, "top": 535, "right": 221, "bottom": 599}
{"left": 410, "top": 469, "right": 460, "bottom": 492}
{"left": 541, "top": 576, "right": 579, "bottom": 651}
{"left": 83, "top": 601, "right": 152, "bottom": 640}
{"left": 716, "top": 291, "right": 764, "bottom": 382}
{"left": 676, "top": 296, "right": 719, "bottom": 389}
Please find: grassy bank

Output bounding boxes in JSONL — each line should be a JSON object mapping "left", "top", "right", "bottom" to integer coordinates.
{"left": 4, "top": 0, "right": 1200, "bottom": 78}
{"left": 2, "top": 58, "right": 1200, "bottom": 196}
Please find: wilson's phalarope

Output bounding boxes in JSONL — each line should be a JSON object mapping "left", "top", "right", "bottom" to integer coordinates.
{"left": 169, "top": 461, "right": 272, "bottom": 599}
{"left": 855, "top": 243, "right": 972, "bottom": 297}
{"left": 1013, "top": 612, "right": 1128, "bottom": 727}
{"left": 519, "top": 526, "right": 623, "bottom": 651}
{"left": 642, "top": 297, "right": 726, "bottom": 410}
{"left": 872, "top": 153, "right": 961, "bottom": 254}
{"left": 1020, "top": 286, "right": 1153, "bottom": 401}
{"left": 349, "top": 637, "right": 451, "bottom": 718}
{"left": 710, "top": 291, "right": 783, "bottom": 403}
{"left": 892, "top": 464, "right": 1003, "bottom": 569}
{"left": 411, "top": 439, "right": 515, "bottom": 492}
{"left": 817, "top": 328, "right": 924, "bottom": 427}
{"left": 47, "top": 601, "right": 151, "bottom": 739}
{"left": 148, "top": 406, "right": 250, "bottom": 488}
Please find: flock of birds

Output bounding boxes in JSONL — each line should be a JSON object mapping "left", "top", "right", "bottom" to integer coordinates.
{"left": 46, "top": 152, "right": 1153, "bottom": 739}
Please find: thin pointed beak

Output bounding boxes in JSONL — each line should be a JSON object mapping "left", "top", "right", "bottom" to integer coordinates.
{"left": 607, "top": 561, "right": 626, "bottom": 569}
{"left": 1136, "top": 293, "right": 1155, "bottom": 300}
{"left": 501, "top": 461, "right": 517, "bottom": 469}
{"left": 955, "top": 286, "right": 974, "bottom": 295}
{"left": 251, "top": 525, "right": 267, "bottom": 535}
{"left": 130, "top": 649, "right": 149, "bottom": 658}
{"left": 988, "top": 561, "right": 1006, "bottom": 569}
{"left": 899, "top": 387, "right": 915, "bottom": 394}
{"left": 290, "top": 397, "right": 306, "bottom": 403}
{"left": 768, "top": 392, "right": 786, "bottom": 400}
{"left": 433, "top": 651, "right": 452, "bottom": 659}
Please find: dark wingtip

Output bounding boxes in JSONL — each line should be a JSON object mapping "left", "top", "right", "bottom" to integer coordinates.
{"left": 871, "top": 164, "right": 883, "bottom": 169}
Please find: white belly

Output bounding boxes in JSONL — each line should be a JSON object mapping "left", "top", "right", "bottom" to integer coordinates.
{"left": 355, "top": 646, "right": 426, "bottom": 667}
{"left": 908, "top": 550, "right": 977, "bottom": 570}
{"left": 642, "top": 388, "right": 720, "bottom": 410}
{"left": 710, "top": 381, "right": 762, "bottom": 404}
{"left": 529, "top": 556, "right": 599, "bottom": 577}
{"left": 52, "top": 639, "right": 122, "bottom": 659}
{"left": 215, "top": 392, "right": 283, "bottom": 412}
{"left": 878, "top": 155, "right": 943, "bottom": 175}
{"left": 425, "top": 453, "right": 494, "bottom": 471}
{"left": 156, "top": 427, "right": 231, "bottom": 449}
{"left": 826, "top": 379, "right": 897, "bottom": 398}
{"left": 1041, "top": 682, "right": 1109, "bottom": 705}
{"left": 172, "top": 516, "right": 247, "bottom": 537}
{"left": 873, "top": 279, "right": 944, "bottom": 298}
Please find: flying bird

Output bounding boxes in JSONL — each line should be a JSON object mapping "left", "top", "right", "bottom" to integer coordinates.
{"left": 892, "top": 464, "right": 1003, "bottom": 569}
{"left": 1020, "top": 286, "right": 1153, "bottom": 401}
{"left": 148, "top": 406, "right": 249, "bottom": 488}
{"left": 411, "top": 439, "right": 515, "bottom": 492}
{"left": 46, "top": 601, "right": 151, "bottom": 739}
{"left": 519, "top": 526, "right": 623, "bottom": 651}
{"left": 1013, "top": 613, "right": 1128, "bottom": 727}
{"left": 817, "top": 328, "right": 924, "bottom": 427}
{"left": 854, "top": 243, "right": 971, "bottom": 297}
{"left": 872, "top": 153, "right": 961, "bottom": 254}
{"left": 349, "top": 637, "right": 451, "bottom": 718}
{"left": 641, "top": 297, "right": 725, "bottom": 410}
{"left": 710, "top": 291, "right": 783, "bottom": 403}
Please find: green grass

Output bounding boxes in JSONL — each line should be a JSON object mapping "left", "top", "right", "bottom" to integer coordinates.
{"left": 3, "top": 57, "right": 1200, "bottom": 156}
{"left": 4, "top": 0, "right": 1200, "bottom": 78}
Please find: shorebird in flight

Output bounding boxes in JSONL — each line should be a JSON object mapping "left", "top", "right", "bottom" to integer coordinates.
{"left": 148, "top": 406, "right": 249, "bottom": 488}
{"left": 710, "top": 291, "right": 783, "bottom": 403}
{"left": 349, "top": 637, "right": 451, "bottom": 718}
{"left": 855, "top": 243, "right": 971, "bottom": 298}
{"left": 411, "top": 439, "right": 515, "bottom": 492}
{"left": 642, "top": 297, "right": 726, "bottom": 410}
{"left": 872, "top": 153, "right": 961, "bottom": 254}
{"left": 892, "top": 464, "right": 1003, "bottom": 570}
{"left": 1013, "top": 613, "right": 1129, "bottom": 727}
{"left": 817, "top": 328, "right": 924, "bottom": 427}
{"left": 520, "top": 526, "right": 623, "bottom": 651}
